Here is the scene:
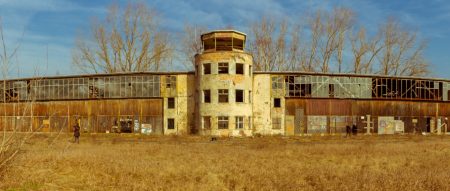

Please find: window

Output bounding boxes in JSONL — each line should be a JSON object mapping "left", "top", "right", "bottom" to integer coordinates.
{"left": 218, "top": 62, "right": 229, "bottom": 74}
{"left": 168, "top": 118, "right": 175, "bottom": 129}
{"left": 218, "top": 116, "right": 229, "bottom": 129}
{"left": 203, "top": 90, "right": 211, "bottom": 103}
{"left": 168, "top": 97, "right": 175, "bottom": 108}
{"left": 236, "top": 63, "right": 244, "bottom": 74}
{"left": 249, "top": 65, "right": 252, "bottom": 76}
{"left": 235, "top": 89, "right": 244, "bottom": 103}
{"left": 166, "top": 76, "right": 176, "bottom": 88}
{"left": 272, "top": 76, "right": 284, "bottom": 90}
{"left": 272, "top": 117, "right": 281, "bottom": 129}
{"left": 218, "top": 89, "right": 229, "bottom": 103}
{"left": 236, "top": 116, "right": 244, "bottom": 129}
{"left": 203, "top": 63, "right": 211, "bottom": 74}
{"left": 203, "top": 116, "right": 211, "bottom": 129}
{"left": 329, "top": 84, "right": 335, "bottom": 98}
{"left": 274, "top": 98, "right": 281, "bottom": 108}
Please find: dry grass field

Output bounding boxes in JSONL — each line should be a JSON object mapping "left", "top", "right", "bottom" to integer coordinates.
{"left": 1, "top": 133, "right": 450, "bottom": 191}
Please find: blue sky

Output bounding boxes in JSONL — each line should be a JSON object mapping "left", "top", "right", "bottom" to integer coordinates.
{"left": 0, "top": 0, "right": 449, "bottom": 78}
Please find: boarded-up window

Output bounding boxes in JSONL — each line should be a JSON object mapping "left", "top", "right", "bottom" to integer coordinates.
{"left": 235, "top": 89, "right": 244, "bottom": 103}
{"left": 218, "top": 89, "right": 228, "bottom": 103}
{"left": 218, "top": 116, "right": 229, "bottom": 129}
{"left": 203, "top": 90, "right": 211, "bottom": 103}
{"left": 218, "top": 63, "right": 229, "bottom": 74}
{"left": 236, "top": 116, "right": 244, "bottom": 129}
{"left": 203, "top": 63, "right": 211, "bottom": 74}
{"left": 272, "top": 117, "right": 281, "bottom": 129}
{"left": 236, "top": 63, "right": 244, "bottom": 74}
{"left": 203, "top": 116, "right": 211, "bottom": 129}
{"left": 167, "top": 118, "right": 175, "bottom": 129}
{"left": 168, "top": 97, "right": 175, "bottom": 108}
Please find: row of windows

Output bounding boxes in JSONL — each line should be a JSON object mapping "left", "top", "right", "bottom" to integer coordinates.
{"left": 202, "top": 89, "right": 251, "bottom": 103}
{"left": 202, "top": 116, "right": 251, "bottom": 130}
{"left": 201, "top": 62, "right": 252, "bottom": 76}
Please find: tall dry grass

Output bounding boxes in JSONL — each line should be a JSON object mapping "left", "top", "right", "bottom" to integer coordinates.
{"left": 1, "top": 134, "right": 449, "bottom": 190}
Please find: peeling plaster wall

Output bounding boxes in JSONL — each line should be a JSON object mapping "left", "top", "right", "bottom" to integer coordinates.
{"left": 195, "top": 52, "right": 253, "bottom": 136}
{"left": 253, "top": 74, "right": 272, "bottom": 135}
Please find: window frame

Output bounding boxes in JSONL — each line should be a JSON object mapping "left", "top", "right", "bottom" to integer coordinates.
{"left": 168, "top": 97, "right": 175, "bottom": 109}
{"left": 203, "top": 89, "right": 211, "bottom": 103}
{"left": 203, "top": 63, "right": 211, "bottom": 74}
{"left": 167, "top": 118, "right": 175, "bottom": 130}
{"left": 218, "top": 62, "right": 229, "bottom": 74}
{"left": 218, "top": 89, "right": 229, "bottom": 103}
{"left": 274, "top": 98, "right": 281, "bottom": 108}
{"left": 235, "top": 116, "right": 244, "bottom": 129}
{"left": 236, "top": 63, "right": 244, "bottom": 75}
{"left": 218, "top": 116, "right": 229, "bottom": 129}
{"left": 235, "top": 89, "right": 244, "bottom": 103}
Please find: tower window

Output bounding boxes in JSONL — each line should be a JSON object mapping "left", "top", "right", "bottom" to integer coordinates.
{"left": 274, "top": 98, "right": 281, "bottom": 108}
{"left": 203, "top": 116, "right": 211, "bottom": 129}
{"left": 236, "top": 116, "right": 244, "bottom": 129}
{"left": 218, "top": 89, "right": 229, "bottom": 103}
{"left": 235, "top": 89, "right": 244, "bottom": 103}
{"left": 203, "top": 90, "right": 211, "bottom": 103}
{"left": 218, "top": 63, "right": 229, "bottom": 74}
{"left": 218, "top": 116, "right": 229, "bottom": 129}
{"left": 203, "top": 63, "right": 211, "bottom": 74}
{"left": 236, "top": 63, "right": 244, "bottom": 74}
{"left": 168, "top": 97, "right": 175, "bottom": 108}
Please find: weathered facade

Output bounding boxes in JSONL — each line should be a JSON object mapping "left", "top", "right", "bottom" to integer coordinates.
{"left": 0, "top": 30, "right": 449, "bottom": 136}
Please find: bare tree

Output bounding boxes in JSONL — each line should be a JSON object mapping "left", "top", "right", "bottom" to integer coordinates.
{"left": 72, "top": 3, "right": 172, "bottom": 73}
{"left": 377, "top": 18, "right": 429, "bottom": 76}
{"left": 248, "top": 17, "right": 288, "bottom": 71}
{"left": 180, "top": 25, "right": 207, "bottom": 70}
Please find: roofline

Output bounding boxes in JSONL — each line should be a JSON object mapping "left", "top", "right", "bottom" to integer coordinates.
{"left": 201, "top": 30, "right": 247, "bottom": 37}
{"left": 254, "top": 71, "right": 450, "bottom": 82}
{"left": 1, "top": 70, "right": 449, "bottom": 83}
{"left": 1, "top": 71, "right": 194, "bottom": 82}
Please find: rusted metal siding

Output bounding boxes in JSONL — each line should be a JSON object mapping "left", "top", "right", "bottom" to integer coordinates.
{"left": 0, "top": 99, "right": 162, "bottom": 133}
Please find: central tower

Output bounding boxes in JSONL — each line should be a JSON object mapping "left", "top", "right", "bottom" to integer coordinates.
{"left": 195, "top": 30, "right": 253, "bottom": 136}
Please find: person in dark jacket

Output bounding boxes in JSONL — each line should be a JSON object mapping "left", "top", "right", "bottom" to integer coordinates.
{"left": 346, "top": 125, "right": 351, "bottom": 137}
{"left": 73, "top": 120, "right": 80, "bottom": 144}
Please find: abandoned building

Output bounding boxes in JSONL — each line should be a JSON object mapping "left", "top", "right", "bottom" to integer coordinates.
{"left": 0, "top": 30, "right": 449, "bottom": 136}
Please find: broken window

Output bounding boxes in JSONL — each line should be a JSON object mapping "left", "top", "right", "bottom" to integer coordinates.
{"left": 274, "top": 98, "right": 281, "bottom": 108}
{"left": 203, "top": 90, "right": 211, "bottom": 103}
{"left": 236, "top": 63, "right": 244, "bottom": 74}
{"left": 236, "top": 116, "right": 244, "bottom": 129}
{"left": 218, "top": 63, "right": 229, "bottom": 74}
{"left": 167, "top": 118, "right": 175, "bottom": 129}
{"left": 286, "top": 76, "right": 312, "bottom": 97}
{"left": 329, "top": 84, "right": 335, "bottom": 98}
{"left": 203, "top": 116, "right": 211, "bottom": 129}
{"left": 218, "top": 89, "right": 228, "bottom": 103}
{"left": 272, "top": 117, "right": 281, "bottom": 129}
{"left": 203, "top": 63, "right": 211, "bottom": 74}
{"left": 235, "top": 89, "right": 244, "bottom": 103}
{"left": 168, "top": 97, "right": 175, "bottom": 108}
{"left": 371, "top": 78, "right": 441, "bottom": 101}
{"left": 218, "top": 116, "right": 229, "bottom": 129}
{"left": 166, "top": 76, "right": 176, "bottom": 89}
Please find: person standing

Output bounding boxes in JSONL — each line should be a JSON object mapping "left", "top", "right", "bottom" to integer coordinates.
{"left": 73, "top": 120, "right": 80, "bottom": 144}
